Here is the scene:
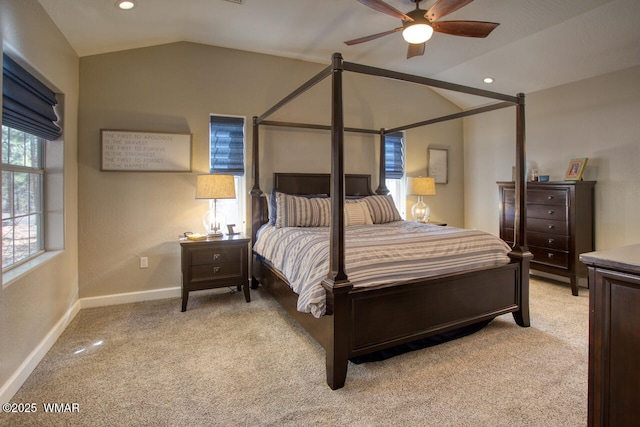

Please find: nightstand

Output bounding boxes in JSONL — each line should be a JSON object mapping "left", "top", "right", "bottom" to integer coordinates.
{"left": 179, "top": 235, "right": 250, "bottom": 311}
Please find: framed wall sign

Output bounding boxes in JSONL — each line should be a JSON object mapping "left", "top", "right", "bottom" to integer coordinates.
{"left": 428, "top": 147, "right": 448, "bottom": 184}
{"left": 101, "top": 129, "right": 192, "bottom": 172}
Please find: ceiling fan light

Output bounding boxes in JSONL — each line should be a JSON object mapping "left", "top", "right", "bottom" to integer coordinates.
{"left": 402, "top": 24, "right": 434, "bottom": 44}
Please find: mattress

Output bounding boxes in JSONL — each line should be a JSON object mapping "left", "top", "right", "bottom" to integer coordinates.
{"left": 253, "top": 221, "right": 512, "bottom": 318}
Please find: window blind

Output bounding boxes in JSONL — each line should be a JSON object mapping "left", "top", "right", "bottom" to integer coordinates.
{"left": 385, "top": 132, "right": 404, "bottom": 179}
{"left": 209, "top": 116, "right": 245, "bottom": 175}
{"left": 2, "top": 54, "right": 61, "bottom": 141}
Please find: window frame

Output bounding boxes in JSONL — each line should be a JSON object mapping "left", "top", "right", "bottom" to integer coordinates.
{"left": 384, "top": 131, "right": 406, "bottom": 218}
{"left": 2, "top": 125, "right": 46, "bottom": 271}
{"left": 209, "top": 114, "right": 247, "bottom": 234}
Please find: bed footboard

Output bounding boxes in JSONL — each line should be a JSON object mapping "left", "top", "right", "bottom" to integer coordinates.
{"left": 254, "top": 255, "right": 528, "bottom": 390}
{"left": 347, "top": 263, "right": 520, "bottom": 356}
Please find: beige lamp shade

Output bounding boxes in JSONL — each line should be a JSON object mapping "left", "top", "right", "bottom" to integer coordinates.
{"left": 195, "top": 174, "right": 236, "bottom": 200}
{"left": 407, "top": 176, "right": 436, "bottom": 196}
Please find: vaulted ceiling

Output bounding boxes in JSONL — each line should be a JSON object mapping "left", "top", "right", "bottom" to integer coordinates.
{"left": 38, "top": 0, "right": 640, "bottom": 107}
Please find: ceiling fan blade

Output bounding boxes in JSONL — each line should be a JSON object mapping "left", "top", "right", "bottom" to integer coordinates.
{"left": 426, "top": 0, "right": 474, "bottom": 22}
{"left": 344, "top": 27, "right": 402, "bottom": 46}
{"left": 432, "top": 20, "right": 499, "bottom": 38}
{"left": 357, "top": 0, "right": 413, "bottom": 21}
{"left": 407, "top": 42, "right": 426, "bottom": 59}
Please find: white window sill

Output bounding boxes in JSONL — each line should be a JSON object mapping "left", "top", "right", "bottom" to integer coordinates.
{"left": 2, "top": 250, "right": 64, "bottom": 289}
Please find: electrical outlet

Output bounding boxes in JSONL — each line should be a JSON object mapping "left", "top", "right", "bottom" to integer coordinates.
{"left": 140, "top": 257, "right": 148, "bottom": 268}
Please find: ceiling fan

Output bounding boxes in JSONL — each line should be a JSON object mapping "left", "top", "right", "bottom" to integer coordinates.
{"left": 345, "top": 0, "right": 499, "bottom": 59}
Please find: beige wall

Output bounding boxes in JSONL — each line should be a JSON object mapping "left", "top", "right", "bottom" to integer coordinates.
{"left": 464, "top": 65, "right": 640, "bottom": 250}
{"left": 78, "top": 42, "right": 464, "bottom": 299}
{"left": 0, "top": 0, "right": 79, "bottom": 394}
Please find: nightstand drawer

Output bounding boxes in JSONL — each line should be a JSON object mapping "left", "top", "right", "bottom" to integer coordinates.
{"left": 191, "top": 262, "right": 244, "bottom": 282}
{"left": 529, "top": 246, "right": 569, "bottom": 269}
{"left": 190, "top": 245, "right": 244, "bottom": 266}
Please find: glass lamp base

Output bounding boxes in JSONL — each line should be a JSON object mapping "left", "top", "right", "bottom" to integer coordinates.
{"left": 411, "top": 198, "right": 431, "bottom": 223}
{"left": 203, "top": 208, "right": 226, "bottom": 237}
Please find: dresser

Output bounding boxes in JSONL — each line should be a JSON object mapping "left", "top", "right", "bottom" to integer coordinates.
{"left": 180, "top": 235, "right": 250, "bottom": 311}
{"left": 580, "top": 245, "right": 640, "bottom": 426}
{"left": 498, "top": 181, "right": 595, "bottom": 295}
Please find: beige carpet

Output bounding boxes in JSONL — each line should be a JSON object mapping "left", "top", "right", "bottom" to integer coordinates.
{"left": 1, "top": 277, "right": 588, "bottom": 426}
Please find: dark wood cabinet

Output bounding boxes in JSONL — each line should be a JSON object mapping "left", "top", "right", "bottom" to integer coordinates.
{"left": 498, "top": 181, "right": 595, "bottom": 295}
{"left": 180, "top": 235, "right": 250, "bottom": 311}
{"left": 580, "top": 245, "right": 640, "bottom": 426}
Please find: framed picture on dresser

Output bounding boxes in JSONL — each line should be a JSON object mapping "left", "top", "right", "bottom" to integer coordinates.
{"left": 564, "top": 158, "right": 587, "bottom": 181}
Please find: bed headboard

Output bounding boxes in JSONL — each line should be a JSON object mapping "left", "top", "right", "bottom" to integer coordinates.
{"left": 273, "top": 173, "right": 375, "bottom": 197}
{"left": 251, "top": 173, "right": 375, "bottom": 244}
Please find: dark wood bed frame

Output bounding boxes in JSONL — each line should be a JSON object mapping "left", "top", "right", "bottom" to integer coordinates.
{"left": 250, "top": 53, "right": 532, "bottom": 390}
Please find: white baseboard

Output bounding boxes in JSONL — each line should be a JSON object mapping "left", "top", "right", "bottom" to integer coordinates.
{"left": 0, "top": 286, "right": 181, "bottom": 403}
{"left": 80, "top": 286, "right": 181, "bottom": 309}
{"left": 0, "top": 299, "right": 81, "bottom": 403}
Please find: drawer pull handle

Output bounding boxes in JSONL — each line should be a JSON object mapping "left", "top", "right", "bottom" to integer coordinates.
{"left": 547, "top": 253, "right": 554, "bottom": 259}
{"left": 548, "top": 210, "right": 554, "bottom": 215}
{"left": 547, "top": 195, "right": 554, "bottom": 200}
{"left": 213, "top": 266, "right": 220, "bottom": 274}
{"left": 548, "top": 238, "right": 555, "bottom": 244}
{"left": 548, "top": 225, "right": 555, "bottom": 229}
{"left": 213, "top": 253, "right": 220, "bottom": 261}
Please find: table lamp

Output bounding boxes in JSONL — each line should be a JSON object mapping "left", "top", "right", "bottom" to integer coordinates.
{"left": 407, "top": 176, "right": 436, "bottom": 222}
{"left": 195, "top": 174, "right": 236, "bottom": 237}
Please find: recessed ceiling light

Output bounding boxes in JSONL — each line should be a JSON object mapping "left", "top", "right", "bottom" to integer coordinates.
{"left": 115, "top": 0, "right": 136, "bottom": 10}
{"left": 483, "top": 77, "right": 495, "bottom": 84}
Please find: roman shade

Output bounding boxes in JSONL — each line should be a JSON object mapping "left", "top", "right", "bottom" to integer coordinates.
{"left": 209, "top": 115, "right": 245, "bottom": 176}
{"left": 384, "top": 131, "right": 404, "bottom": 179}
{"left": 2, "top": 54, "right": 61, "bottom": 141}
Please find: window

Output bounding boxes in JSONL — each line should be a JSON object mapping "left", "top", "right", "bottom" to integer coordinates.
{"left": 2, "top": 53, "right": 62, "bottom": 273}
{"left": 2, "top": 126, "right": 44, "bottom": 268}
{"left": 384, "top": 132, "right": 406, "bottom": 218}
{"left": 209, "top": 115, "right": 246, "bottom": 232}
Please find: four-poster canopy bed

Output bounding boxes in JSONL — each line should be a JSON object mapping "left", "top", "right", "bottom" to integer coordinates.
{"left": 250, "top": 53, "right": 532, "bottom": 390}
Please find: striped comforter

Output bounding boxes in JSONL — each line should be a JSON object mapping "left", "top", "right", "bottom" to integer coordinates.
{"left": 253, "top": 221, "right": 512, "bottom": 318}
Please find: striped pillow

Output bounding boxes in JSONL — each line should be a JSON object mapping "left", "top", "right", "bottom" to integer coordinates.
{"left": 345, "top": 200, "right": 373, "bottom": 226}
{"left": 362, "top": 195, "right": 402, "bottom": 224}
{"left": 269, "top": 190, "right": 327, "bottom": 226}
{"left": 275, "top": 192, "right": 331, "bottom": 228}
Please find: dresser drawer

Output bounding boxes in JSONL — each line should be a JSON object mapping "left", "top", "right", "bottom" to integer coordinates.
{"left": 528, "top": 231, "right": 569, "bottom": 251}
{"left": 189, "top": 245, "right": 244, "bottom": 266}
{"left": 528, "top": 189, "right": 568, "bottom": 206}
{"left": 529, "top": 246, "right": 569, "bottom": 269}
{"left": 528, "top": 218, "right": 568, "bottom": 235}
{"left": 527, "top": 204, "right": 567, "bottom": 221}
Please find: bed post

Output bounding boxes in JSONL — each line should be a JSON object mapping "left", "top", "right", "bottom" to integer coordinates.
{"left": 376, "top": 129, "right": 389, "bottom": 195}
{"left": 250, "top": 116, "right": 264, "bottom": 245}
{"left": 321, "top": 52, "right": 353, "bottom": 390}
{"left": 510, "top": 93, "right": 532, "bottom": 327}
